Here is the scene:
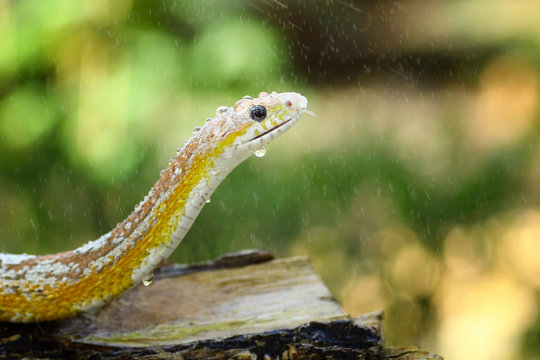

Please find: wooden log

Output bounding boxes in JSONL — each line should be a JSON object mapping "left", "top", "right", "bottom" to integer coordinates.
{"left": 0, "top": 250, "right": 442, "bottom": 359}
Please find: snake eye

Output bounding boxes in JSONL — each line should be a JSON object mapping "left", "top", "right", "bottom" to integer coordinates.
{"left": 249, "top": 105, "right": 267, "bottom": 122}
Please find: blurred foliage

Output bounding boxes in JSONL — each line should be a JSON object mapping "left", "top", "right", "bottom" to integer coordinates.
{"left": 1, "top": 1, "right": 540, "bottom": 359}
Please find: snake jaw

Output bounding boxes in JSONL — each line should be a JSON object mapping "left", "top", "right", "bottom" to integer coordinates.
{"left": 249, "top": 118, "right": 292, "bottom": 142}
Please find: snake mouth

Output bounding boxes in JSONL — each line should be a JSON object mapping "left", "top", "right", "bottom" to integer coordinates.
{"left": 249, "top": 118, "right": 292, "bottom": 142}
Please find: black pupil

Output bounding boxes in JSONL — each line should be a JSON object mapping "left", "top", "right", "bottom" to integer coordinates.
{"left": 250, "top": 105, "right": 267, "bottom": 122}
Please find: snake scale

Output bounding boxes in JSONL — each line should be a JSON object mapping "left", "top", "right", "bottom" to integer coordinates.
{"left": 0, "top": 91, "right": 309, "bottom": 322}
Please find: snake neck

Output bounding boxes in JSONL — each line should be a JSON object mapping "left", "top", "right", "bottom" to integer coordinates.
{"left": 0, "top": 126, "right": 244, "bottom": 321}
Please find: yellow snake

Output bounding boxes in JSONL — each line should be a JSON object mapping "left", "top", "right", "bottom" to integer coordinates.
{"left": 0, "top": 91, "right": 309, "bottom": 322}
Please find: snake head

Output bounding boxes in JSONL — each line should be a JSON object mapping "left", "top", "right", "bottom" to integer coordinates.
{"left": 198, "top": 91, "right": 308, "bottom": 160}
{"left": 232, "top": 91, "right": 308, "bottom": 151}
{"left": 174, "top": 91, "right": 309, "bottom": 189}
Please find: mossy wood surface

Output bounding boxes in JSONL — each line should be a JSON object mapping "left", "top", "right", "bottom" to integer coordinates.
{"left": 0, "top": 250, "right": 441, "bottom": 359}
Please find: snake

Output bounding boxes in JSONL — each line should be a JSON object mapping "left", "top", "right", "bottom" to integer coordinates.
{"left": 0, "top": 91, "right": 309, "bottom": 322}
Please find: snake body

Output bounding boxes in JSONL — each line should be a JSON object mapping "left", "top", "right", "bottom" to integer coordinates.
{"left": 0, "top": 91, "right": 308, "bottom": 322}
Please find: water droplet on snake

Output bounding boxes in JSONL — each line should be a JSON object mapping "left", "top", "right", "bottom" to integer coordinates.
{"left": 215, "top": 106, "right": 228, "bottom": 116}
{"left": 254, "top": 146, "right": 267, "bottom": 158}
{"left": 143, "top": 273, "right": 154, "bottom": 286}
{"left": 192, "top": 126, "right": 201, "bottom": 135}
{"left": 206, "top": 198, "right": 211, "bottom": 203}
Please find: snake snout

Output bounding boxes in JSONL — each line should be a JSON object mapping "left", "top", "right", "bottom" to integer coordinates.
{"left": 279, "top": 92, "right": 308, "bottom": 110}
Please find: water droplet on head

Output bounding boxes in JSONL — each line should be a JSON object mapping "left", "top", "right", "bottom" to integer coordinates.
{"left": 258, "top": 92, "right": 268, "bottom": 98}
{"left": 192, "top": 126, "right": 201, "bottom": 135}
{"left": 143, "top": 273, "right": 154, "bottom": 286}
{"left": 206, "top": 117, "right": 213, "bottom": 122}
{"left": 254, "top": 145, "right": 267, "bottom": 158}
{"left": 205, "top": 198, "right": 211, "bottom": 203}
{"left": 242, "top": 95, "right": 253, "bottom": 100}
{"left": 174, "top": 167, "right": 182, "bottom": 175}
{"left": 215, "top": 106, "right": 229, "bottom": 116}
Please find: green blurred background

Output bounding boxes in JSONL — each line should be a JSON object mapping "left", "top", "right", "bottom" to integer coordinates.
{"left": 1, "top": 0, "right": 539, "bottom": 358}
